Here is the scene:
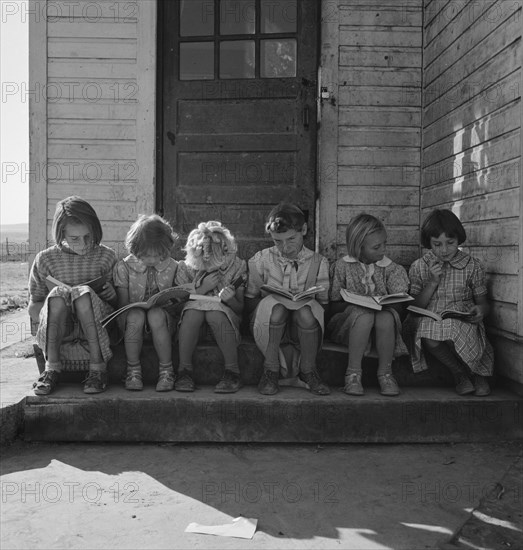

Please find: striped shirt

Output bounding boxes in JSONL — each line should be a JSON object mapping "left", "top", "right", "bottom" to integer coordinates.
{"left": 29, "top": 244, "right": 117, "bottom": 303}
{"left": 246, "top": 246, "right": 330, "bottom": 304}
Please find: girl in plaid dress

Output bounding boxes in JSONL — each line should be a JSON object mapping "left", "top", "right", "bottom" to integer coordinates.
{"left": 328, "top": 214, "right": 409, "bottom": 396}
{"left": 174, "top": 221, "right": 247, "bottom": 393}
{"left": 113, "top": 215, "right": 179, "bottom": 392}
{"left": 405, "top": 209, "right": 494, "bottom": 396}
{"left": 29, "top": 196, "right": 117, "bottom": 395}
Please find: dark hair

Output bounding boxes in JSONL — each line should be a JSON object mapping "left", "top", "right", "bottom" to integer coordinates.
{"left": 265, "top": 202, "right": 306, "bottom": 233}
{"left": 345, "top": 213, "right": 386, "bottom": 259}
{"left": 52, "top": 196, "right": 102, "bottom": 248}
{"left": 125, "top": 214, "right": 178, "bottom": 258}
{"left": 421, "top": 209, "right": 466, "bottom": 248}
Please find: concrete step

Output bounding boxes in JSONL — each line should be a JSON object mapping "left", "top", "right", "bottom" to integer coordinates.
{"left": 24, "top": 386, "right": 522, "bottom": 443}
{"left": 48, "top": 340, "right": 455, "bottom": 388}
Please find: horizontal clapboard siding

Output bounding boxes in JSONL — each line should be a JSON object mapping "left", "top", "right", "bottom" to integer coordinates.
{"left": 337, "top": 0, "right": 422, "bottom": 266}
{"left": 422, "top": 0, "right": 523, "bottom": 377}
{"left": 42, "top": 0, "right": 150, "bottom": 251}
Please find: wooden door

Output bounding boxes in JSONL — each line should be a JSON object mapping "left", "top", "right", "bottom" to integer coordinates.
{"left": 158, "top": 0, "right": 319, "bottom": 257}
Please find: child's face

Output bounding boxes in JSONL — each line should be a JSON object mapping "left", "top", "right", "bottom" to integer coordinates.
{"left": 359, "top": 230, "right": 387, "bottom": 264}
{"left": 429, "top": 232, "right": 459, "bottom": 262}
{"left": 139, "top": 250, "right": 165, "bottom": 268}
{"left": 63, "top": 222, "right": 92, "bottom": 256}
{"left": 270, "top": 224, "right": 306, "bottom": 259}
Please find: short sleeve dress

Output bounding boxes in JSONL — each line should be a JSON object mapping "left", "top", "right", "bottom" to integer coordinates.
{"left": 175, "top": 254, "right": 247, "bottom": 345}
{"left": 404, "top": 250, "right": 494, "bottom": 375}
{"left": 327, "top": 255, "right": 409, "bottom": 357}
{"left": 29, "top": 243, "right": 117, "bottom": 370}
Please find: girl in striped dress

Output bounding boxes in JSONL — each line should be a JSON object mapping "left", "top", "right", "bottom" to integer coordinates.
{"left": 29, "top": 196, "right": 117, "bottom": 395}
{"left": 405, "top": 209, "right": 494, "bottom": 396}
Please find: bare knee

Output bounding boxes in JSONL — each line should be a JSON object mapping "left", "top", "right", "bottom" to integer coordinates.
{"left": 269, "top": 304, "right": 289, "bottom": 324}
{"left": 48, "top": 296, "right": 68, "bottom": 316}
{"left": 294, "top": 306, "right": 316, "bottom": 328}
{"left": 375, "top": 310, "right": 394, "bottom": 330}
{"left": 356, "top": 311, "right": 376, "bottom": 329}
{"left": 73, "top": 293, "right": 93, "bottom": 315}
{"left": 422, "top": 338, "right": 439, "bottom": 350}
{"left": 147, "top": 307, "right": 167, "bottom": 330}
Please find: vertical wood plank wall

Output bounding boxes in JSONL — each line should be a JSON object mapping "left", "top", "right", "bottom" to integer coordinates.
{"left": 336, "top": 0, "right": 423, "bottom": 266}
{"left": 41, "top": 0, "right": 154, "bottom": 255}
{"left": 422, "top": 0, "right": 522, "bottom": 383}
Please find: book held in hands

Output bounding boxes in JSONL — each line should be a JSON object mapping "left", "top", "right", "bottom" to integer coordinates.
{"left": 261, "top": 284, "right": 325, "bottom": 302}
{"left": 406, "top": 305, "right": 475, "bottom": 322}
{"left": 100, "top": 287, "right": 221, "bottom": 327}
{"left": 46, "top": 274, "right": 107, "bottom": 294}
{"left": 340, "top": 289, "right": 414, "bottom": 311}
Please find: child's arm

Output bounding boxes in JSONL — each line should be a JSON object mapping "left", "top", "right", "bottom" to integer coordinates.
{"left": 468, "top": 259, "right": 490, "bottom": 324}
{"left": 98, "top": 282, "right": 117, "bottom": 306}
{"left": 219, "top": 285, "right": 245, "bottom": 316}
{"left": 469, "top": 294, "right": 489, "bottom": 324}
{"left": 28, "top": 253, "right": 48, "bottom": 323}
{"left": 411, "top": 259, "right": 442, "bottom": 308}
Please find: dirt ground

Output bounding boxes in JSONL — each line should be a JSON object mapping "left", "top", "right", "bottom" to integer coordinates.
{"left": 0, "top": 261, "right": 29, "bottom": 314}
{"left": 1, "top": 440, "right": 522, "bottom": 549}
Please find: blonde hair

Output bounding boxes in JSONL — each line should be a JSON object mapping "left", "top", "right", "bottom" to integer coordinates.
{"left": 345, "top": 213, "right": 386, "bottom": 259}
{"left": 184, "top": 221, "right": 236, "bottom": 270}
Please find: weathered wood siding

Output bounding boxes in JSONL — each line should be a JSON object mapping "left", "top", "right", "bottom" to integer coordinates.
{"left": 29, "top": 0, "right": 155, "bottom": 257}
{"left": 334, "top": 0, "right": 423, "bottom": 265}
{"left": 422, "top": 0, "right": 523, "bottom": 383}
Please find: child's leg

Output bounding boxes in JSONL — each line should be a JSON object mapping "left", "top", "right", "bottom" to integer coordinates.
{"left": 33, "top": 297, "right": 66, "bottom": 395}
{"left": 74, "top": 293, "right": 107, "bottom": 393}
{"left": 123, "top": 309, "right": 146, "bottom": 390}
{"left": 258, "top": 304, "right": 288, "bottom": 395}
{"left": 422, "top": 338, "right": 474, "bottom": 395}
{"left": 375, "top": 310, "right": 400, "bottom": 396}
{"left": 344, "top": 311, "right": 374, "bottom": 395}
{"left": 292, "top": 307, "right": 330, "bottom": 395}
{"left": 206, "top": 311, "right": 241, "bottom": 393}
{"left": 264, "top": 304, "right": 288, "bottom": 372}
{"left": 148, "top": 308, "right": 175, "bottom": 392}
{"left": 176, "top": 309, "right": 205, "bottom": 391}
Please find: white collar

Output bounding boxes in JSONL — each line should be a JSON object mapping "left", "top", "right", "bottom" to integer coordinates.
{"left": 342, "top": 255, "right": 392, "bottom": 268}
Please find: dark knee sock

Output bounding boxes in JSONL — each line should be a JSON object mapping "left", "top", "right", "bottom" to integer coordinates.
{"left": 427, "top": 342, "right": 467, "bottom": 382}
{"left": 296, "top": 324, "right": 320, "bottom": 374}
{"left": 264, "top": 321, "right": 287, "bottom": 372}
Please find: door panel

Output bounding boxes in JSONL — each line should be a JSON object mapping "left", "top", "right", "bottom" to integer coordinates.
{"left": 158, "top": 0, "right": 319, "bottom": 258}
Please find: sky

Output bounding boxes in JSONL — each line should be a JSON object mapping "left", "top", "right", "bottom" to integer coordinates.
{"left": 0, "top": 0, "right": 29, "bottom": 225}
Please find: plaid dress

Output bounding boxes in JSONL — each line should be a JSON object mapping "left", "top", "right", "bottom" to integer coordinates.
{"left": 327, "top": 255, "right": 409, "bottom": 357}
{"left": 29, "top": 244, "right": 117, "bottom": 370}
{"left": 404, "top": 250, "right": 494, "bottom": 375}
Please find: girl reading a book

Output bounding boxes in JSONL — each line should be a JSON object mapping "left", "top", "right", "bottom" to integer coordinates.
{"left": 328, "top": 213, "right": 409, "bottom": 396}
{"left": 245, "top": 203, "right": 331, "bottom": 396}
{"left": 114, "top": 214, "right": 179, "bottom": 391}
{"left": 405, "top": 209, "right": 493, "bottom": 396}
{"left": 29, "top": 196, "right": 117, "bottom": 395}
{"left": 174, "top": 221, "right": 247, "bottom": 393}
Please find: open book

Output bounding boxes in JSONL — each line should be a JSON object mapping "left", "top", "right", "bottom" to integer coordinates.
{"left": 407, "top": 305, "right": 475, "bottom": 322}
{"left": 100, "top": 287, "right": 223, "bottom": 327}
{"left": 340, "top": 289, "right": 414, "bottom": 311}
{"left": 261, "top": 284, "right": 325, "bottom": 302}
{"left": 46, "top": 274, "right": 107, "bottom": 294}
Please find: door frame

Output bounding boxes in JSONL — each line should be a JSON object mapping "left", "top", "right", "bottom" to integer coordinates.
{"left": 154, "top": 0, "right": 337, "bottom": 257}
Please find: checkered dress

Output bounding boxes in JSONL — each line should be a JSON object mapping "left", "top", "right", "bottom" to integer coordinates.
{"left": 29, "top": 244, "right": 117, "bottom": 370}
{"left": 327, "top": 256, "right": 410, "bottom": 357}
{"left": 404, "top": 250, "right": 494, "bottom": 375}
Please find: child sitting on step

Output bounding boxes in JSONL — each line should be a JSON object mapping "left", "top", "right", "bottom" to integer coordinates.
{"left": 245, "top": 202, "right": 331, "bottom": 396}
{"left": 30, "top": 196, "right": 118, "bottom": 395}
{"left": 328, "top": 213, "right": 409, "bottom": 396}
{"left": 114, "top": 214, "right": 179, "bottom": 392}
{"left": 174, "top": 221, "right": 247, "bottom": 393}
{"left": 404, "top": 209, "right": 493, "bottom": 396}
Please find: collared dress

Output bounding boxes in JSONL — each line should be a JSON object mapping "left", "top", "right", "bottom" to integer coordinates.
{"left": 29, "top": 243, "right": 117, "bottom": 370}
{"left": 113, "top": 254, "right": 179, "bottom": 333}
{"left": 246, "top": 246, "right": 330, "bottom": 369}
{"left": 175, "top": 254, "right": 247, "bottom": 345}
{"left": 327, "top": 255, "right": 409, "bottom": 357}
{"left": 404, "top": 250, "right": 494, "bottom": 375}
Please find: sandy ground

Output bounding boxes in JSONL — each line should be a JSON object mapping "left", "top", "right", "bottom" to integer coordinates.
{"left": 1, "top": 440, "right": 522, "bottom": 549}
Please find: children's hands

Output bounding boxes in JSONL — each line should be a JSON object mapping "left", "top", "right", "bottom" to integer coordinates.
{"left": 468, "top": 305, "right": 485, "bottom": 324}
{"left": 218, "top": 285, "right": 236, "bottom": 303}
{"left": 428, "top": 260, "right": 443, "bottom": 284}
{"left": 199, "top": 271, "right": 220, "bottom": 294}
{"left": 98, "top": 282, "right": 116, "bottom": 302}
